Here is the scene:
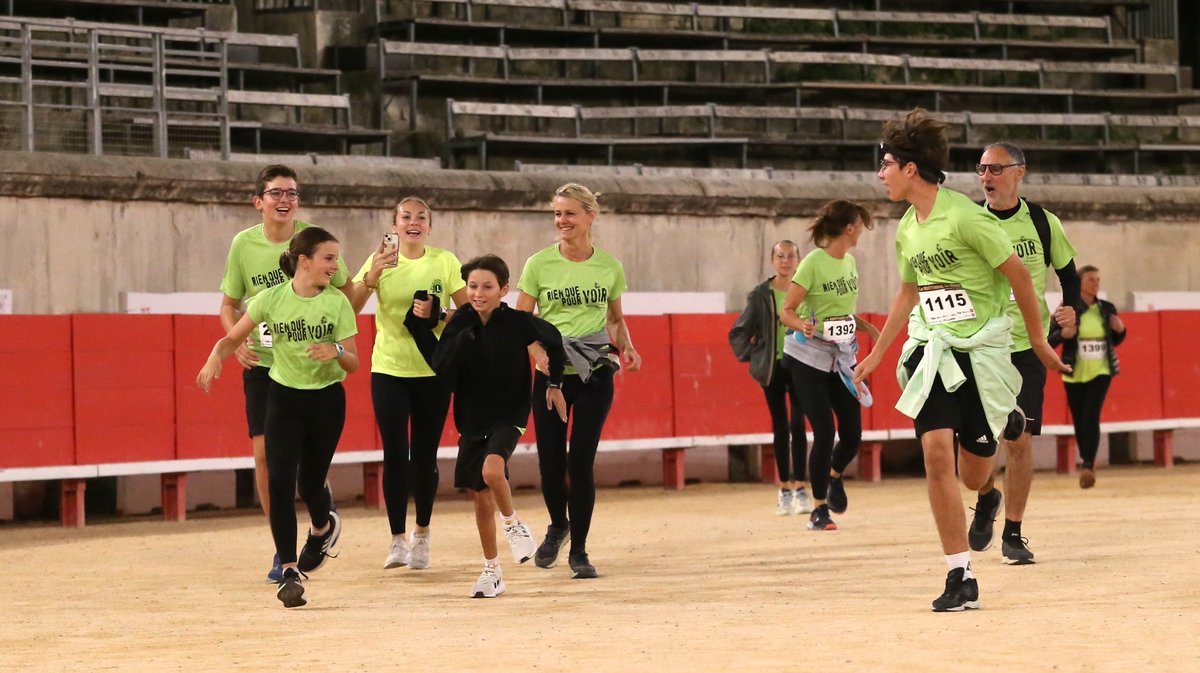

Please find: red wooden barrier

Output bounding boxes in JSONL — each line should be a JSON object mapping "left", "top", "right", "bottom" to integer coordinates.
{"left": 671, "top": 313, "right": 769, "bottom": 437}
{"left": 607, "top": 315, "right": 674, "bottom": 439}
{"left": 1098, "top": 312, "right": 1162, "bottom": 422}
{"left": 73, "top": 315, "right": 175, "bottom": 464}
{"left": 1159, "top": 311, "right": 1200, "bottom": 420}
{"left": 174, "top": 315, "right": 249, "bottom": 459}
{"left": 337, "top": 315, "right": 379, "bottom": 453}
{"left": 0, "top": 316, "right": 74, "bottom": 468}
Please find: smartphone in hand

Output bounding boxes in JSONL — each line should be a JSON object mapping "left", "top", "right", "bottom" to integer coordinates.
{"left": 383, "top": 233, "right": 399, "bottom": 254}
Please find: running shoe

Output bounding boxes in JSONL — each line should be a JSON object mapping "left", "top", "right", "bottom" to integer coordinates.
{"left": 470, "top": 567, "right": 505, "bottom": 598}
{"left": 534, "top": 525, "right": 570, "bottom": 569}
{"left": 1001, "top": 536, "right": 1036, "bottom": 565}
{"left": 932, "top": 567, "right": 980, "bottom": 612}
{"left": 408, "top": 532, "right": 431, "bottom": 570}
{"left": 790, "top": 487, "right": 813, "bottom": 515}
{"left": 568, "top": 551, "right": 598, "bottom": 579}
{"left": 297, "top": 510, "right": 342, "bottom": 573}
{"left": 807, "top": 504, "right": 837, "bottom": 531}
{"left": 775, "top": 489, "right": 793, "bottom": 516}
{"left": 968, "top": 489, "right": 1002, "bottom": 552}
{"left": 275, "top": 567, "right": 307, "bottom": 608}
{"left": 384, "top": 536, "right": 410, "bottom": 570}
{"left": 503, "top": 519, "right": 538, "bottom": 564}
{"left": 827, "top": 476, "right": 848, "bottom": 514}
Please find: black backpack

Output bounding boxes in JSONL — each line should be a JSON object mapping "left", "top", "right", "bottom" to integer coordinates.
{"left": 982, "top": 197, "right": 1053, "bottom": 268}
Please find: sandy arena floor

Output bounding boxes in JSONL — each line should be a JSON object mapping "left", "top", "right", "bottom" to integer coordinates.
{"left": 2, "top": 464, "right": 1198, "bottom": 672}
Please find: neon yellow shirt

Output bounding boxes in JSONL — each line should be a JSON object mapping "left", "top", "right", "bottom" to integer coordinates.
{"left": 792, "top": 248, "right": 859, "bottom": 335}
{"left": 246, "top": 281, "right": 357, "bottom": 390}
{"left": 219, "top": 221, "right": 349, "bottom": 367}
{"left": 517, "top": 244, "right": 627, "bottom": 337}
{"left": 1062, "top": 303, "right": 1111, "bottom": 384}
{"left": 772, "top": 287, "right": 787, "bottom": 361}
{"left": 997, "top": 202, "right": 1077, "bottom": 351}
{"left": 354, "top": 247, "right": 465, "bottom": 378}
{"left": 896, "top": 189, "right": 1013, "bottom": 340}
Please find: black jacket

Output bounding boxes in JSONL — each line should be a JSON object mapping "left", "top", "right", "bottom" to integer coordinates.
{"left": 728, "top": 278, "right": 780, "bottom": 386}
{"left": 432, "top": 303, "right": 565, "bottom": 438}
{"left": 1048, "top": 297, "right": 1126, "bottom": 375}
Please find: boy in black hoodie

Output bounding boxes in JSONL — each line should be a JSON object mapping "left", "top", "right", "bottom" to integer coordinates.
{"left": 418, "top": 254, "right": 567, "bottom": 598}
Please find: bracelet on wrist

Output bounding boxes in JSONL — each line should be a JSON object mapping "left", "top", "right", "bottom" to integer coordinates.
{"left": 334, "top": 343, "right": 346, "bottom": 359}
{"left": 363, "top": 278, "right": 379, "bottom": 291}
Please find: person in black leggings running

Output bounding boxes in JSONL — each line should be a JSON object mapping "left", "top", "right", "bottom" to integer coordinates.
{"left": 729, "top": 240, "right": 811, "bottom": 516}
{"left": 516, "top": 183, "right": 641, "bottom": 580}
{"left": 347, "top": 196, "right": 468, "bottom": 571}
{"left": 1049, "top": 265, "right": 1126, "bottom": 489}
{"left": 199, "top": 226, "right": 359, "bottom": 608}
{"left": 779, "top": 200, "right": 878, "bottom": 532}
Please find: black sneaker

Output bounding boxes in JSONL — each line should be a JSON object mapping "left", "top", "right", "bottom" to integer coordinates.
{"left": 535, "top": 525, "right": 570, "bottom": 569}
{"left": 1001, "top": 536, "right": 1036, "bottom": 565}
{"left": 275, "top": 567, "right": 307, "bottom": 608}
{"left": 1002, "top": 407, "right": 1026, "bottom": 441}
{"left": 297, "top": 510, "right": 342, "bottom": 573}
{"left": 968, "top": 489, "right": 1002, "bottom": 552}
{"left": 827, "top": 476, "right": 848, "bottom": 514}
{"left": 568, "top": 551, "right": 598, "bottom": 579}
{"left": 807, "top": 504, "right": 838, "bottom": 531}
{"left": 931, "top": 567, "right": 980, "bottom": 612}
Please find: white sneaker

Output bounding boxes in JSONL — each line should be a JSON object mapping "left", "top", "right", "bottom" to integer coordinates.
{"left": 504, "top": 519, "right": 538, "bottom": 563}
{"left": 408, "top": 532, "right": 431, "bottom": 569}
{"left": 470, "top": 567, "right": 506, "bottom": 598}
{"left": 383, "top": 536, "right": 410, "bottom": 570}
{"left": 775, "top": 489, "right": 793, "bottom": 516}
{"left": 791, "top": 488, "right": 813, "bottom": 515}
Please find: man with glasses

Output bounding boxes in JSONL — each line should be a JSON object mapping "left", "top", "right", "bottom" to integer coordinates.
{"left": 855, "top": 110, "right": 1069, "bottom": 611}
{"left": 967, "top": 142, "right": 1080, "bottom": 566}
{"left": 219, "top": 164, "right": 351, "bottom": 582}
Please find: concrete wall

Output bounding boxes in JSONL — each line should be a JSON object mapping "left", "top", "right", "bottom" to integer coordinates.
{"left": 2, "top": 151, "right": 1200, "bottom": 315}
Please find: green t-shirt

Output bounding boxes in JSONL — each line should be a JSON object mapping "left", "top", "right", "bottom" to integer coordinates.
{"left": 219, "top": 221, "right": 350, "bottom": 367}
{"left": 997, "top": 202, "right": 1078, "bottom": 351}
{"left": 792, "top": 248, "right": 859, "bottom": 338}
{"left": 1062, "top": 303, "right": 1111, "bottom": 384}
{"left": 896, "top": 189, "right": 1013, "bottom": 340}
{"left": 517, "top": 244, "right": 627, "bottom": 337}
{"left": 772, "top": 287, "right": 788, "bottom": 361}
{"left": 246, "top": 281, "right": 358, "bottom": 390}
{"left": 353, "top": 246, "right": 465, "bottom": 378}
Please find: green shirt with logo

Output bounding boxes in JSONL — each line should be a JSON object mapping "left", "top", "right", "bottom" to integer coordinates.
{"left": 896, "top": 189, "right": 1013, "bottom": 340}
{"left": 1062, "top": 303, "right": 1111, "bottom": 384}
{"left": 353, "top": 246, "right": 465, "bottom": 378}
{"left": 997, "top": 202, "right": 1077, "bottom": 352}
{"left": 246, "top": 281, "right": 358, "bottom": 390}
{"left": 792, "top": 248, "right": 859, "bottom": 335}
{"left": 518, "top": 244, "right": 627, "bottom": 337}
{"left": 219, "top": 221, "right": 349, "bottom": 367}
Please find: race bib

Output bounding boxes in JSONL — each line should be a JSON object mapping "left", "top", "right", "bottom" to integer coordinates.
{"left": 1079, "top": 339, "right": 1106, "bottom": 361}
{"left": 258, "top": 321, "right": 274, "bottom": 349}
{"left": 918, "top": 283, "right": 976, "bottom": 325}
{"left": 822, "top": 315, "right": 856, "bottom": 343}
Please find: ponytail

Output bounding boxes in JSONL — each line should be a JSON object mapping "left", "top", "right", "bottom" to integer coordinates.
{"left": 280, "top": 226, "right": 338, "bottom": 278}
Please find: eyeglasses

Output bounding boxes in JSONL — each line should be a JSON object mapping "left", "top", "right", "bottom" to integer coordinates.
{"left": 879, "top": 159, "right": 900, "bottom": 171}
{"left": 975, "top": 163, "right": 1023, "bottom": 176}
{"left": 261, "top": 188, "right": 300, "bottom": 201}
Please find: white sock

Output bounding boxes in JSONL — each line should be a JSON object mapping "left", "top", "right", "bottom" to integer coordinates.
{"left": 501, "top": 511, "right": 518, "bottom": 527}
{"left": 946, "top": 551, "right": 973, "bottom": 579}
{"left": 484, "top": 557, "right": 500, "bottom": 571}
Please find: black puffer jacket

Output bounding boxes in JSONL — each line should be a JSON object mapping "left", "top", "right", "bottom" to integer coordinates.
{"left": 728, "top": 278, "right": 781, "bottom": 387}
{"left": 1048, "top": 298, "right": 1126, "bottom": 375}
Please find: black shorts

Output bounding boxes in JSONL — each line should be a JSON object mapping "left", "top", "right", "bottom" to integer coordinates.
{"left": 904, "top": 348, "right": 997, "bottom": 458}
{"left": 243, "top": 365, "right": 271, "bottom": 438}
{"left": 1011, "top": 348, "right": 1046, "bottom": 436}
{"left": 454, "top": 425, "right": 523, "bottom": 492}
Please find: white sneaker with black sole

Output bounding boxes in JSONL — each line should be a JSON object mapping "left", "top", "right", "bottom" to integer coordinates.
{"left": 470, "top": 567, "right": 506, "bottom": 598}
{"left": 775, "top": 489, "right": 793, "bottom": 516}
{"left": 504, "top": 519, "right": 538, "bottom": 563}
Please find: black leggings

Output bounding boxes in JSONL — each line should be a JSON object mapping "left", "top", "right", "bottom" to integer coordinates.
{"left": 371, "top": 373, "right": 451, "bottom": 535}
{"left": 265, "top": 381, "right": 345, "bottom": 564}
{"left": 761, "top": 360, "right": 807, "bottom": 482}
{"left": 1065, "top": 375, "right": 1112, "bottom": 468}
{"left": 532, "top": 367, "right": 614, "bottom": 554}
{"left": 789, "top": 359, "right": 861, "bottom": 501}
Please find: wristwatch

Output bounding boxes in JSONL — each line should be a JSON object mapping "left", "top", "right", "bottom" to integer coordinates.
{"left": 546, "top": 381, "right": 562, "bottom": 389}
{"left": 334, "top": 343, "right": 346, "bottom": 359}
